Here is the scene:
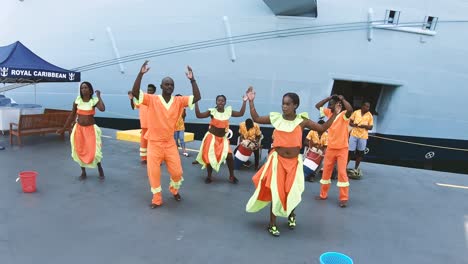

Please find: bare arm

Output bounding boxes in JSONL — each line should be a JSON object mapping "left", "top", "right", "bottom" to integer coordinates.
{"left": 232, "top": 98, "right": 247, "bottom": 117}
{"left": 132, "top": 61, "right": 150, "bottom": 99}
{"left": 315, "top": 95, "right": 333, "bottom": 110}
{"left": 302, "top": 103, "right": 342, "bottom": 132}
{"left": 95, "top": 90, "right": 105, "bottom": 112}
{"left": 338, "top": 95, "right": 353, "bottom": 118}
{"left": 128, "top": 91, "right": 135, "bottom": 110}
{"left": 194, "top": 102, "right": 211, "bottom": 118}
{"left": 248, "top": 100, "right": 270, "bottom": 124}
{"left": 186, "top": 66, "right": 201, "bottom": 104}
{"left": 57, "top": 103, "right": 77, "bottom": 134}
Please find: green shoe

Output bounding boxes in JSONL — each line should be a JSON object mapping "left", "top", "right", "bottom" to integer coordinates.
{"left": 268, "top": 225, "right": 280, "bottom": 237}
{"left": 288, "top": 215, "right": 296, "bottom": 229}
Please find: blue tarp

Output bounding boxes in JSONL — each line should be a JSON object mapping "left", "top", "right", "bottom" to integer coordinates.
{"left": 0, "top": 41, "right": 80, "bottom": 83}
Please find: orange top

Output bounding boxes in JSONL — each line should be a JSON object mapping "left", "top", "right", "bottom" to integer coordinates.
{"left": 137, "top": 92, "right": 194, "bottom": 141}
{"left": 320, "top": 107, "right": 349, "bottom": 149}
{"left": 270, "top": 112, "right": 307, "bottom": 148}
{"left": 135, "top": 104, "right": 149, "bottom": 128}
{"left": 350, "top": 109, "right": 373, "bottom": 139}
{"left": 75, "top": 96, "right": 98, "bottom": 116}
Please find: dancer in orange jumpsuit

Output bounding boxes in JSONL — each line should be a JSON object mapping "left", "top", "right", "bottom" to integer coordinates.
{"left": 57, "top": 81, "right": 106, "bottom": 181}
{"left": 131, "top": 61, "right": 201, "bottom": 208}
{"left": 128, "top": 84, "right": 156, "bottom": 164}
{"left": 194, "top": 92, "right": 248, "bottom": 184}
{"left": 245, "top": 88, "right": 339, "bottom": 237}
{"left": 314, "top": 95, "right": 353, "bottom": 208}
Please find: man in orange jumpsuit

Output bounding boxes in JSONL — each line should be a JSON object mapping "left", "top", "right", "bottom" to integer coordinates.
{"left": 128, "top": 84, "right": 156, "bottom": 164}
{"left": 132, "top": 61, "right": 201, "bottom": 208}
{"left": 315, "top": 95, "right": 353, "bottom": 207}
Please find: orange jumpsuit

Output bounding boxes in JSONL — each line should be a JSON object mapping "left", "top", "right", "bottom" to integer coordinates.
{"left": 246, "top": 112, "right": 306, "bottom": 217}
{"left": 196, "top": 106, "right": 233, "bottom": 172}
{"left": 135, "top": 92, "right": 194, "bottom": 205}
{"left": 70, "top": 96, "right": 103, "bottom": 168}
{"left": 319, "top": 107, "right": 350, "bottom": 201}
{"left": 135, "top": 103, "right": 149, "bottom": 161}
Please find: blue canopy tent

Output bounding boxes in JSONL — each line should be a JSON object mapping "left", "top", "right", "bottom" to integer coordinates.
{"left": 0, "top": 41, "right": 80, "bottom": 83}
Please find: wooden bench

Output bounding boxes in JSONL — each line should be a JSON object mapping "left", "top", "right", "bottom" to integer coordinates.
{"left": 9, "top": 112, "right": 72, "bottom": 145}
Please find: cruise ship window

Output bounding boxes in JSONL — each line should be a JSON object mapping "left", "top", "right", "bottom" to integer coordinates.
{"left": 423, "top": 16, "right": 438, "bottom": 31}
{"left": 385, "top": 10, "right": 400, "bottom": 25}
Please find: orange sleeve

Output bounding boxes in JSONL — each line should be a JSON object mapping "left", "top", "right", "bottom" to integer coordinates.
{"left": 320, "top": 107, "right": 332, "bottom": 118}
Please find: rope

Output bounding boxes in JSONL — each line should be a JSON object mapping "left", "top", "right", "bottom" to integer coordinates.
{"left": 369, "top": 134, "right": 468, "bottom": 152}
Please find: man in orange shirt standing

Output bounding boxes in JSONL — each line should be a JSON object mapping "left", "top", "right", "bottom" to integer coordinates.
{"left": 315, "top": 95, "right": 353, "bottom": 207}
{"left": 348, "top": 101, "right": 373, "bottom": 178}
{"left": 131, "top": 61, "right": 201, "bottom": 208}
{"left": 128, "top": 84, "right": 156, "bottom": 164}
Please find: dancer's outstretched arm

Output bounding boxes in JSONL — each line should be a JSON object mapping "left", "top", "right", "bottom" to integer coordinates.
{"left": 185, "top": 66, "right": 201, "bottom": 104}
{"left": 247, "top": 87, "right": 270, "bottom": 124}
{"left": 232, "top": 91, "right": 248, "bottom": 117}
{"left": 302, "top": 103, "right": 341, "bottom": 133}
{"left": 132, "top": 61, "right": 150, "bottom": 99}
{"left": 195, "top": 102, "right": 211, "bottom": 118}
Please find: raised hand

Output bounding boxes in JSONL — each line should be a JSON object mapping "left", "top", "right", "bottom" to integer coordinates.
{"left": 337, "top": 95, "right": 344, "bottom": 101}
{"left": 127, "top": 91, "right": 134, "bottom": 100}
{"left": 185, "top": 65, "right": 194, "bottom": 80}
{"left": 140, "top": 60, "right": 150, "bottom": 74}
{"left": 246, "top": 86, "right": 256, "bottom": 101}
{"left": 95, "top": 90, "right": 101, "bottom": 97}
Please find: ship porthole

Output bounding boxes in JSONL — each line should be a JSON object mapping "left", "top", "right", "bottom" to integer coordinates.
{"left": 425, "top": 151, "right": 435, "bottom": 159}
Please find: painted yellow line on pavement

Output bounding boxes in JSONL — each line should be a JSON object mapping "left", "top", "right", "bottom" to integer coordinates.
{"left": 436, "top": 183, "right": 468, "bottom": 190}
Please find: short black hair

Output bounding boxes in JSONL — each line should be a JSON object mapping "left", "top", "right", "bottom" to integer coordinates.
{"left": 245, "top": 118, "right": 254, "bottom": 130}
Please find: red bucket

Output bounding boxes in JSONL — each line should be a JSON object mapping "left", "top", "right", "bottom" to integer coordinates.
{"left": 19, "top": 171, "right": 38, "bottom": 193}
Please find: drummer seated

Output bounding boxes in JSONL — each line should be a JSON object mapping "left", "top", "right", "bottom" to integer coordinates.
{"left": 303, "top": 120, "right": 328, "bottom": 182}
{"left": 238, "top": 118, "right": 262, "bottom": 170}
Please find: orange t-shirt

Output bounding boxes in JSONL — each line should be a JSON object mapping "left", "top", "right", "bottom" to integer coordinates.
{"left": 135, "top": 104, "right": 148, "bottom": 129}
{"left": 139, "top": 93, "right": 193, "bottom": 141}
{"left": 320, "top": 107, "right": 349, "bottom": 149}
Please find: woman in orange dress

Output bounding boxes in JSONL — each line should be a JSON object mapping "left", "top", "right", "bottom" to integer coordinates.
{"left": 195, "top": 91, "right": 248, "bottom": 184}
{"left": 245, "top": 88, "right": 339, "bottom": 237}
{"left": 57, "top": 81, "right": 106, "bottom": 180}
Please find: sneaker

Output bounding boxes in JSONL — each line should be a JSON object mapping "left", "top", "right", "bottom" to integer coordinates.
{"left": 268, "top": 225, "right": 280, "bottom": 237}
{"left": 288, "top": 215, "right": 296, "bottom": 229}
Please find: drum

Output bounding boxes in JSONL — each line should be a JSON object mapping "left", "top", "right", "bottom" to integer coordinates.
{"left": 234, "top": 144, "right": 252, "bottom": 162}
{"left": 303, "top": 148, "right": 324, "bottom": 175}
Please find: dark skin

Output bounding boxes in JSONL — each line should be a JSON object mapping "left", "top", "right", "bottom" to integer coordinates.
{"left": 348, "top": 102, "right": 373, "bottom": 169}
{"left": 247, "top": 87, "right": 340, "bottom": 229}
{"left": 194, "top": 91, "right": 248, "bottom": 184}
{"left": 315, "top": 95, "right": 352, "bottom": 207}
{"left": 128, "top": 85, "right": 156, "bottom": 109}
{"left": 315, "top": 94, "right": 353, "bottom": 118}
{"left": 57, "top": 83, "right": 106, "bottom": 180}
{"left": 131, "top": 61, "right": 201, "bottom": 205}
{"left": 239, "top": 123, "right": 261, "bottom": 170}
{"left": 131, "top": 60, "right": 201, "bottom": 105}
{"left": 349, "top": 102, "right": 373, "bottom": 130}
